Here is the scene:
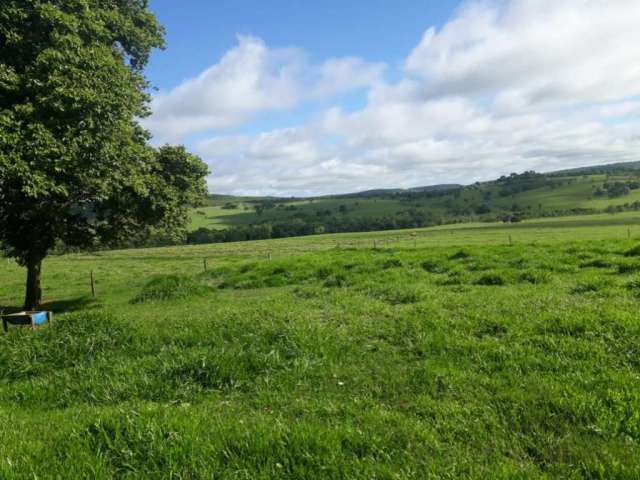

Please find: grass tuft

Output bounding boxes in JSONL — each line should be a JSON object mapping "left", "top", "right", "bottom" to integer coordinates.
{"left": 519, "top": 270, "right": 551, "bottom": 284}
{"left": 381, "top": 258, "right": 403, "bottom": 269}
{"left": 421, "top": 260, "right": 449, "bottom": 274}
{"left": 617, "top": 262, "right": 640, "bottom": 274}
{"left": 449, "top": 249, "right": 471, "bottom": 260}
{"left": 580, "top": 259, "right": 613, "bottom": 269}
{"left": 624, "top": 244, "right": 640, "bottom": 257}
{"left": 570, "top": 278, "right": 612, "bottom": 294}
{"left": 474, "top": 272, "right": 506, "bottom": 286}
{"left": 131, "top": 275, "right": 211, "bottom": 303}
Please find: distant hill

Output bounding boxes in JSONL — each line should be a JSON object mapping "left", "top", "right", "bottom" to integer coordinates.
{"left": 331, "top": 184, "right": 462, "bottom": 198}
{"left": 189, "top": 161, "right": 640, "bottom": 243}
{"left": 550, "top": 161, "right": 640, "bottom": 176}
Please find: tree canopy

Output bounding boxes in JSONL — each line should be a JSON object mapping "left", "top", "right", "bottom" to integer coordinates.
{"left": 0, "top": 1, "right": 209, "bottom": 309}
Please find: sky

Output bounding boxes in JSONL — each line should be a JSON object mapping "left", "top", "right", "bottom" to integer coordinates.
{"left": 144, "top": 0, "right": 640, "bottom": 197}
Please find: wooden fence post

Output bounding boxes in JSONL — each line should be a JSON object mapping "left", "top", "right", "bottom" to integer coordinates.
{"left": 90, "top": 270, "right": 96, "bottom": 298}
{"left": 203, "top": 258, "right": 207, "bottom": 272}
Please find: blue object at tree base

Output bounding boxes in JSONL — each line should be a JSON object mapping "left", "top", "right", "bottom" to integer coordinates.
{"left": 2, "top": 311, "right": 53, "bottom": 332}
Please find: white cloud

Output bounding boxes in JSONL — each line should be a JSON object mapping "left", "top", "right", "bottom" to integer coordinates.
{"left": 143, "top": 35, "right": 385, "bottom": 142}
{"left": 405, "top": 0, "right": 640, "bottom": 106}
{"left": 151, "top": 0, "right": 640, "bottom": 195}
{"left": 312, "top": 57, "right": 385, "bottom": 98}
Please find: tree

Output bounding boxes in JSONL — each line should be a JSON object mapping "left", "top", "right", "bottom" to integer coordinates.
{"left": 0, "top": 1, "right": 209, "bottom": 309}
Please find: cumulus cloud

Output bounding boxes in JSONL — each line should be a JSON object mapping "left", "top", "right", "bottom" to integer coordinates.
{"left": 143, "top": 35, "right": 385, "bottom": 142}
{"left": 405, "top": 0, "right": 640, "bottom": 106}
{"left": 148, "top": 0, "right": 640, "bottom": 196}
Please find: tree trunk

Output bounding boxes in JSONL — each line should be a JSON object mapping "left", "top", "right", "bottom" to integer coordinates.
{"left": 24, "top": 258, "right": 43, "bottom": 311}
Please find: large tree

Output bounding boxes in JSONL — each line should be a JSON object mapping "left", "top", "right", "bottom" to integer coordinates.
{"left": 0, "top": 1, "right": 209, "bottom": 309}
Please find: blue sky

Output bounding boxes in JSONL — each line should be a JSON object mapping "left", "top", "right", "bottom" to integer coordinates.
{"left": 146, "top": 0, "right": 459, "bottom": 140}
{"left": 147, "top": 1, "right": 458, "bottom": 90}
{"left": 141, "top": 1, "right": 640, "bottom": 196}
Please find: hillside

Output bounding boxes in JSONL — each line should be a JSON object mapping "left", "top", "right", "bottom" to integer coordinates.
{"left": 188, "top": 162, "right": 640, "bottom": 243}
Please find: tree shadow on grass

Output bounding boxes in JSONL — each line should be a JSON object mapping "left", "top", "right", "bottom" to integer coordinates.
{"left": 0, "top": 296, "right": 100, "bottom": 315}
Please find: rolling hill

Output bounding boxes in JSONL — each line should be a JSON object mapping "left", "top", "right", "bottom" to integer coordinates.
{"left": 189, "top": 163, "right": 640, "bottom": 243}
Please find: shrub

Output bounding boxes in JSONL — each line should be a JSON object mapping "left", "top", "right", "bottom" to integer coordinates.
{"left": 131, "top": 275, "right": 211, "bottom": 303}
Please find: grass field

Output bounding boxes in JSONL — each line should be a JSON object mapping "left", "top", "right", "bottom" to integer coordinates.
{"left": 2, "top": 213, "right": 640, "bottom": 478}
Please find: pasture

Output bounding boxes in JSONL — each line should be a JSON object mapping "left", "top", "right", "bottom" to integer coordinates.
{"left": 1, "top": 213, "right": 640, "bottom": 478}
{"left": 190, "top": 172, "right": 640, "bottom": 231}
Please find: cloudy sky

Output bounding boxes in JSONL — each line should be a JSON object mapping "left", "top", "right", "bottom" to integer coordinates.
{"left": 145, "top": 0, "right": 640, "bottom": 196}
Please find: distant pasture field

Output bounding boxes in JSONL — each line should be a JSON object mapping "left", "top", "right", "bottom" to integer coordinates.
{"left": 190, "top": 173, "right": 640, "bottom": 231}
{"left": 1, "top": 213, "right": 640, "bottom": 478}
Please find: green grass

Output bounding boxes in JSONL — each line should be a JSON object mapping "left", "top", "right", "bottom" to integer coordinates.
{"left": 2, "top": 214, "right": 640, "bottom": 477}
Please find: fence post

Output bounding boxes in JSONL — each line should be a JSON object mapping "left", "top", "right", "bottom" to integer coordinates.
{"left": 90, "top": 270, "right": 96, "bottom": 298}
{"left": 203, "top": 258, "right": 207, "bottom": 272}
